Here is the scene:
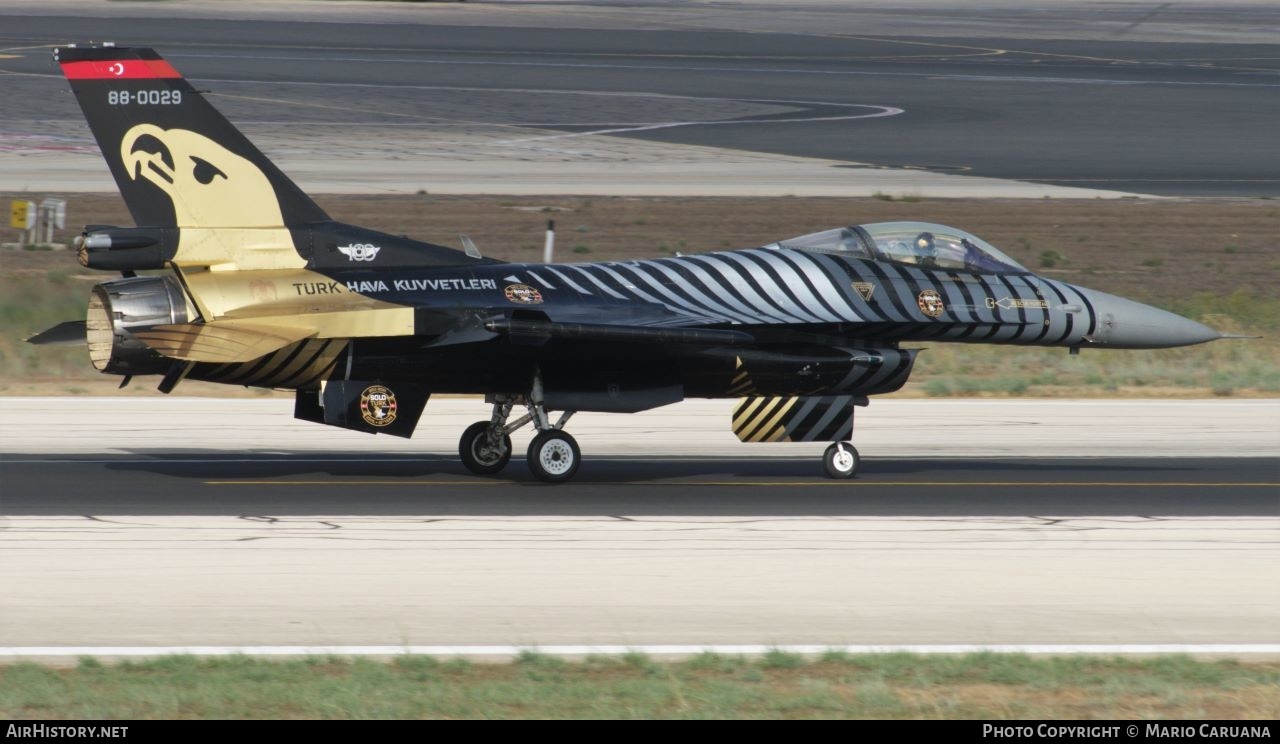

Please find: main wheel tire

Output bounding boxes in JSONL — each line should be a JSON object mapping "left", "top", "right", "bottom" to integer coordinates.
{"left": 527, "top": 430, "right": 581, "bottom": 483}
{"left": 823, "top": 442, "right": 859, "bottom": 479}
{"left": 459, "top": 420, "right": 512, "bottom": 476}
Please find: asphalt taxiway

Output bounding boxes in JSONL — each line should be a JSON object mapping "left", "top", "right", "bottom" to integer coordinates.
{"left": 2, "top": 1, "right": 1278, "bottom": 196}
{"left": 1, "top": 398, "right": 1275, "bottom": 654}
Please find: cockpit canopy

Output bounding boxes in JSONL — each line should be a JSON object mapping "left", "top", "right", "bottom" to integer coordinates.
{"left": 773, "top": 221, "right": 1029, "bottom": 274}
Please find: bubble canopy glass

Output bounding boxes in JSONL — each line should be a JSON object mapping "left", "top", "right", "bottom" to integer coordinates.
{"left": 774, "top": 221, "right": 1029, "bottom": 274}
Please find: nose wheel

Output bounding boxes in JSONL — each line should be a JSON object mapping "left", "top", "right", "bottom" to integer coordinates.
{"left": 823, "top": 441, "right": 859, "bottom": 479}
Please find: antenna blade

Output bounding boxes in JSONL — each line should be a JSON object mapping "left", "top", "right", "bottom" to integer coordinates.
{"left": 459, "top": 234, "right": 482, "bottom": 259}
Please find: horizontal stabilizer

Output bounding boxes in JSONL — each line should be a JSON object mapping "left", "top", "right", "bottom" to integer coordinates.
{"left": 132, "top": 320, "right": 315, "bottom": 363}
{"left": 26, "top": 320, "right": 88, "bottom": 345}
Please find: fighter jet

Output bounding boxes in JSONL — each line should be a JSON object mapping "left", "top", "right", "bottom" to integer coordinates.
{"left": 31, "top": 44, "right": 1225, "bottom": 481}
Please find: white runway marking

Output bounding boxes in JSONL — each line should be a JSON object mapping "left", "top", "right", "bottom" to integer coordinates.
{"left": 4, "top": 644, "right": 1279, "bottom": 660}
{"left": 489, "top": 101, "right": 903, "bottom": 146}
{"left": 173, "top": 52, "right": 1280, "bottom": 89}
{"left": 0, "top": 458, "right": 456, "bottom": 464}
{"left": 3, "top": 398, "right": 1276, "bottom": 458}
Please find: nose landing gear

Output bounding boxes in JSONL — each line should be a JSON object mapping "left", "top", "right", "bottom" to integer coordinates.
{"left": 822, "top": 441, "right": 860, "bottom": 479}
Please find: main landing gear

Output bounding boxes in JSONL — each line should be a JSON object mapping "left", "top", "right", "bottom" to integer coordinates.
{"left": 822, "top": 441, "right": 860, "bottom": 479}
{"left": 458, "top": 393, "right": 580, "bottom": 482}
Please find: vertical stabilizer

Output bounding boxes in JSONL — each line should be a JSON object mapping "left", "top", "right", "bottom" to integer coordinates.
{"left": 54, "top": 44, "right": 329, "bottom": 228}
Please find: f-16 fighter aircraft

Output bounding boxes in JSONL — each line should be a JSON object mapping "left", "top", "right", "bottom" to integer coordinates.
{"left": 32, "top": 44, "right": 1225, "bottom": 481}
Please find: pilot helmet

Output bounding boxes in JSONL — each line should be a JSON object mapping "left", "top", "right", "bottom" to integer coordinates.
{"left": 915, "top": 232, "right": 936, "bottom": 255}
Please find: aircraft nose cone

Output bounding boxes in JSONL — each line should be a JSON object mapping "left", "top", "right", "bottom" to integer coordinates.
{"left": 1076, "top": 287, "right": 1221, "bottom": 349}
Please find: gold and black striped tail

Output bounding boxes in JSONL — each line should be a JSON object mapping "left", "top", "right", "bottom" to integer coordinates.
{"left": 732, "top": 395, "right": 855, "bottom": 443}
{"left": 188, "top": 338, "right": 348, "bottom": 390}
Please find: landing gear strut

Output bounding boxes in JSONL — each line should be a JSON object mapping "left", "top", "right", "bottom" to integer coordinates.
{"left": 823, "top": 441, "right": 860, "bottom": 479}
{"left": 457, "top": 387, "right": 580, "bottom": 482}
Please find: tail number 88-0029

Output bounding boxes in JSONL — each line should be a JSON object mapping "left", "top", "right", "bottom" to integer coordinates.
{"left": 108, "top": 90, "right": 182, "bottom": 105}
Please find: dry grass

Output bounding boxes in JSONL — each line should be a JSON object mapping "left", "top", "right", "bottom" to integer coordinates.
{"left": 8, "top": 192, "right": 1273, "bottom": 300}
{"left": 3, "top": 653, "right": 1278, "bottom": 719}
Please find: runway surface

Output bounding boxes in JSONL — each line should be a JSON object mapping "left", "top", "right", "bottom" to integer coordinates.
{"left": 1, "top": 398, "right": 1276, "bottom": 654}
{"left": 3, "top": 453, "right": 1277, "bottom": 517}
{"left": 2, "top": 2, "right": 1278, "bottom": 196}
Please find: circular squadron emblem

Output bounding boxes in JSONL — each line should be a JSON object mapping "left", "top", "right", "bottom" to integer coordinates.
{"left": 359, "top": 385, "right": 398, "bottom": 427}
{"left": 917, "top": 289, "right": 945, "bottom": 318}
{"left": 504, "top": 283, "right": 543, "bottom": 305}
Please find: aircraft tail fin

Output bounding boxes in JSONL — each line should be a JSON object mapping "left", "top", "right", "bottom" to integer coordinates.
{"left": 54, "top": 44, "right": 329, "bottom": 228}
